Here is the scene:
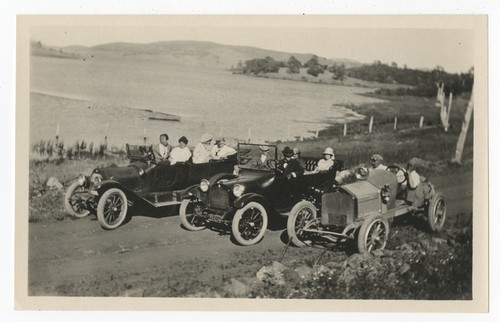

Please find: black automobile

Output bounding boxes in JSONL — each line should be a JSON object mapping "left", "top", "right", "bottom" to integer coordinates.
{"left": 179, "top": 143, "right": 343, "bottom": 245}
{"left": 64, "top": 144, "right": 237, "bottom": 230}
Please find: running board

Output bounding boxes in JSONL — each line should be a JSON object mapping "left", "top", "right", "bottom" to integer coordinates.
{"left": 152, "top": 200, "right": 182, "bottom": 208}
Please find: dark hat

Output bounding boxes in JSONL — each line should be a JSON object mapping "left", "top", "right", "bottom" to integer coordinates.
{"left": 178, "top": 136, "right": 188, "bottom": 144}
{"left": 160, "top": 133, "right": 169, "bottom": 140}
{"left": 282, "top": 146, "right": 294, "bottom": 157}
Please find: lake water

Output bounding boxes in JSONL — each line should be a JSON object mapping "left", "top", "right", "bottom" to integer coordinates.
{"left": 30, "top": 55, "right": 384, "bottom": 148}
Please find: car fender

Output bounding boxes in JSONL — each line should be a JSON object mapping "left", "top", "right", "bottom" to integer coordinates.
{"left": 234, "top": 193, "right": 272, "bottom": 211}
{"left": 208, "top": 173, "right": 237, "bottom": 186}
{"left": 181, "top": 184, "right": 205, "bottom": 201}
{"left": 94, "top": 180, "right": 136, "bottom": 199}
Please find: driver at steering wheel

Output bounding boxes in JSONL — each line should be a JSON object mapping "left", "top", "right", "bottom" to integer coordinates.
{"left": 255, "top": 145, "right": 271, "bottom": 169}
{"left": 277, "top": 146, "right": 304, "bottom": 180}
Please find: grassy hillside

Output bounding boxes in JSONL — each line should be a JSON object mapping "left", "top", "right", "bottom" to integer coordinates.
{"left": 62, "top": 40, "right": 362, "bottom": 70}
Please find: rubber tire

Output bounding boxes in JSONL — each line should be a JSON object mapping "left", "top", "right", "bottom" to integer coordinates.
{"left": 357, "top": 214, "right": 390, "bottom": 254}
{"left": 427, "top": 193, "right": 446, "bottom": 232}
{"left": 231, "top": 202, "right": 268, "bottom": 246}
{"left": 287, "top": 201, "right": 317, "bottom": 247}
{"left": 97, "top": 188, "right": 128, "bottom": 230}
{"left": 179, "top": 199, "right": 206, "bottom": 231}
{"left": 64, "top": 181, "right": 91, "bottom": 218}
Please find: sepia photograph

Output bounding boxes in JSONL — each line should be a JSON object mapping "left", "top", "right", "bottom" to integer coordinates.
{"left": 12, "top": 12, "right": 489, "bottom": 314}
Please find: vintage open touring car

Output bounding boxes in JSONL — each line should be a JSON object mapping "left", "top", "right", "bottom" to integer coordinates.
{"left": 179, "top": 143, "right": 344, "bottom": 245}
{"left": 286, "top": 165, "right": 446, "bottom": 254}
{"left": 64, "top": 144, "right": 237, "bottom": 230}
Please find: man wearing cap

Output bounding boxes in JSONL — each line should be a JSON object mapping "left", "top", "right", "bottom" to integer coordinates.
{"left": 169, "top": 136, "right": 192, "bottom": 165}
{"left": 370, "top": 154, "right": 387, "bottom": 170}
{"left": 152, "top": 133, "right": 172, "bottom": 162}
{"left": 211, "top": 137, "right": 237, "bottom": 160}
{"left": 193, "top": 133, "right": 213, "bottom": 164}
{"left": 314, "top": 147, "right": 335, "bottom": 172}
{"left": 278, "top": 146, "right": 304, "bottom": 179}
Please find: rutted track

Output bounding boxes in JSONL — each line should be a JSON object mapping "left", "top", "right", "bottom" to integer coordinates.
{"left": 28, "top": 171, "right": 472, "bottom": 297}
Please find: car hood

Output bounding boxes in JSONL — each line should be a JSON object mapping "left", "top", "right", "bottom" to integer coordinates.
{"left": 215, "top": 169, "right": 275, "bottom": 191}
{"left": 93, "top": 163, "right": 143, "bottom": 181}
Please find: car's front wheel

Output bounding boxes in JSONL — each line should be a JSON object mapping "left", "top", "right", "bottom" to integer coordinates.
{"left": 231, "top": 202, "right": 268, "bottom": 246}
{"left": 287, "top": 201, "right": 317, "bottom": 247}
{"left": 64, "top": 181, "right": 91, "bottom": 218}
{"left": 97, "top": 188, "right": 128, "bottom": 230}
{"left": 357, "top": 214, "right": 390, "bottom": 254}
{"left": 427, "top": 193, "right": 446, "bottom": 232}
{"left": 179, "top": 199, "right": 207, "bottom": 231}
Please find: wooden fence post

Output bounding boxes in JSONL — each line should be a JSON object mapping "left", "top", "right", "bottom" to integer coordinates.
{"left": 248, "top": 127, "right": 252, "bottom": 142}
{"left": 315, "top": 126, "right": 319, "bottom": 139}
{"left": 393, "top": 117, "right": 398, "bottom": 131}
{"left": 287, "top": 124, "right": 290, "bottom": 142}
{"left": 368, "top": 116, "right": 374, "bottom": 133}
{"left": 343, "top": 122, "right": 347, "bottom": 136}
{"left": 452, "top": 88, "right": 473, "bottom": 164}
{"left": 419, "top": 116, "right": 424, "bottom": 128}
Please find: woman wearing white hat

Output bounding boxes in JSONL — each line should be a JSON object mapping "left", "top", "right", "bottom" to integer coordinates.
{"left": 192, "top": 133, "right": 213, "bottom": 164}
{"left": 314, "top": 147, "right": 335, "bottom": 172}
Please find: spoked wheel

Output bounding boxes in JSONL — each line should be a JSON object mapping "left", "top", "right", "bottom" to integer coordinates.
{"left": 357, "top": 214, "right": 390, "bottom": 254}
{"left": 179, "top": 199, "right": 207, "bottom": 231}
{"left": 287, "top": 201, "right": 317, "bottom": 247}
{"left": 427, "top": 193, "right": 446, "bottom": 232}
{"left": 97, "top": 188, "right": 128, "bottom": 230}
{"left": 64, "top": 182, "right": 91, "bottom": 218}
{"left": 231, "top": 202, "right": 268, "bottom": 246}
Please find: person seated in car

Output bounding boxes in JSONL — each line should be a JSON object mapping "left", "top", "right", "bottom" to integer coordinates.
{"left": 255, "top": 145, "right": 271, "bottom": 168}
{"left": 370, "top": 154, "right": 387, "bottom": 170}
{"left": 211, "top": 137, "right": 237, "bottom": 160}
{"left": 278, "top": 146, "right": 304, "bottom": 180}
{"left": 153, "top": 133, "right": 172, "bottom": 163}
{"left": 293, "top": 147, "right": 307, "bottom": 169}
{"left": 313, "top": 147, "right": 335, "bottom": 172}
{"left": 193, "top": 133, "right": 213, "bottom": 164}
{"left": 405, "top": 157, "right": 425, "bottom": 208}
{"left": 169, "top": 136, "right": 192, "bottom": 165}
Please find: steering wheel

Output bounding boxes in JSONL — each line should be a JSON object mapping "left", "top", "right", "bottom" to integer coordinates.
{"left": 354, "top": 166, "right": 369, "bottom": 180}
{"left": 265, "top": 159, "right": 277, "bottom": 170}
{"left": 387, "top": 165, "right": 407, "bottom": 184}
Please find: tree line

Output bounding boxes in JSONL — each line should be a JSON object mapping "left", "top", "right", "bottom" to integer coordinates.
{"left": 233, "top": 55, "right": 473, "bottom": 97}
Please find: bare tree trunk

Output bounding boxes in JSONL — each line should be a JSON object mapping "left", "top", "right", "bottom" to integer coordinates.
{"left": 451, "top": 88, "right": 474, "bottom": 164}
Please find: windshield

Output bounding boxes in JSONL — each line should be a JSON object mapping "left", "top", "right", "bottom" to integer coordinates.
{"left": 237, "top": 143, "right": 278, "bottom": 171}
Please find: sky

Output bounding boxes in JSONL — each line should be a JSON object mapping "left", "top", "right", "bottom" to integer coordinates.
{"left": 30, "top": 18, "right": 475, "bottom": 73}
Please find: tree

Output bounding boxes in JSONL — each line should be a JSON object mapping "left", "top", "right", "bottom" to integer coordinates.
{"left": 328, "top": 63, "right": 346, "bottom": 81}
{"left": 287, "top": 56, "right": 302, "bottom": 73}
{"left": 304, "top": 55, "right": 320, "bottom": 68}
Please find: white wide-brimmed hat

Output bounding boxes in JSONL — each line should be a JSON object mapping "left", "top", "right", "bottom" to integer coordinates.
{"left": 323, "top": 147, "right": 334, "bottom": 156}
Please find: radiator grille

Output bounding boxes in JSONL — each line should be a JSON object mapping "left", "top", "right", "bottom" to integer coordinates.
{"left": 209, "top": 185, "right": 231, "bottom": 210}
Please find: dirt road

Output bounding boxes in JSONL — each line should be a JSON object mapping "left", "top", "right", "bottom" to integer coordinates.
{"left": 28, "top": 171, "right": 473, "bottom": 297}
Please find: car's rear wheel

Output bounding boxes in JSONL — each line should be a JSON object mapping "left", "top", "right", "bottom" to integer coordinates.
{"left": 427, "top": 193, "right": 446, "bottom": 232}
{"left": 64, "top": 181, "right": 91, "bottom": 218}
{"left": 287, "top": 201, "right": 317, "bottom": 247}
{"left": 179, "top": 199, "right": 207, "bottom": 231}
{"left": 357, "top": 214, "right": 390, "bottom": 254}
{"left": 97, "top": 188, "right": 128, "bottom": 230}
{"left": 232, "top": 202, "right": 268, "bottom": 246}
